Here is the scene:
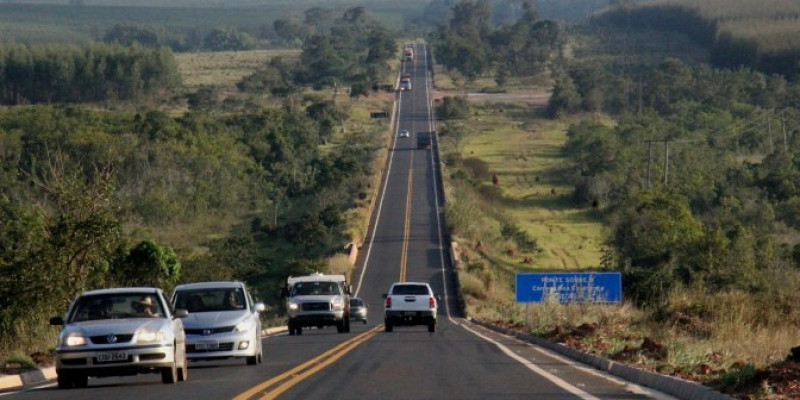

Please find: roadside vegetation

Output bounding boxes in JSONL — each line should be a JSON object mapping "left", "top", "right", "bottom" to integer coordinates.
{"left": 433, "top": 1, "right": 800, "bottom": 399}
{"left": 0, "top": 5, "right": 395, "bottom": 370}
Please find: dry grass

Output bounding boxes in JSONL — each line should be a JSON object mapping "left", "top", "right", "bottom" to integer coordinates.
{"left": 175, "top": 49, "right": 300, "bottom": 91}
{"left": 438, "top": 78, "right": 800, "bottom": 389}
{"left": 454, "top": 104, "right": 606, "bottom": 270}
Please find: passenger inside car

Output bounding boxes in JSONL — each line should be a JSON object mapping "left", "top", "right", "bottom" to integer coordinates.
{"left": 132, "top": 296, "right": 159, "bottom": 317}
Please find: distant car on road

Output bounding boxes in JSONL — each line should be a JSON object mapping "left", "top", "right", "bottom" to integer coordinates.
{"left": 399, "top": 129, "right": 410, "bottom": 138}
{"left": 349, "top": 297, "right": 368, "bottom": 324}
{"left": 383, "top": 282, "right": 437, "bottom": 332}
{"left": 417, "top": 131, "right": 431, "bottom": 149}
{"left": 172, "top": 281, "right": 265, "bottom": 365}
{"left": 50, "top": 287, "right": 189, "bottom": 389}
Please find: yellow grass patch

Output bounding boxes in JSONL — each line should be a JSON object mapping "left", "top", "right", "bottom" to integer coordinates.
{"left": 460, "top": 109, "right": 605, "bottom": 270}
{"left": 175, "top": 49, "right": 300, "bottom": 90}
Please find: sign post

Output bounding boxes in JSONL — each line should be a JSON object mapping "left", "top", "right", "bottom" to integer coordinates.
{"left": 515, "top": 272, "right": 622, "bottom": 303}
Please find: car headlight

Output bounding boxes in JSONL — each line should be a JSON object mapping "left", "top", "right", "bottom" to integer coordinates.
{"left": 63, "top": 332, "right": 87, "bottom": 347}
{"left": 234, "top": 320, "right": 253, "bottom": 333}
{"left": 331, "top": 298, "right": 344, "bottom": 311}
{"left": 288, "top": 302, "right": 299, "bottom": 311}
{"left": 137, "top": 328, "right": 167, "bottom": 343}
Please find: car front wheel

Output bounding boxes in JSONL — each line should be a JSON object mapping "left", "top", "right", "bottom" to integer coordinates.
{"left": 178, "top": 352, "right": 188, "bottom": 382}
{"left": 162, "top": 352, "right": 178, "bottom": 384}
{"left": 57, "top": 372, "right": 74, "bottom": 389}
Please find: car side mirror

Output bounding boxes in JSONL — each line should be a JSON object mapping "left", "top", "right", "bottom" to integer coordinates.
{"left": 254, "top": 302, "right": 266, "bottom": 313}
{"left": 381, "top": 293, "right": 387, "bottom": 299}
{"left": 280, "top": 286, "right": 289, "bottom": 299}
{"left": 174, "top": 309, "right": 189, "bottom": 318}
{"left": 347, "top": 285, "right": 353, "bottom": 295}
{"left": 49, "top": 316, "right": 64, "bottom": 326}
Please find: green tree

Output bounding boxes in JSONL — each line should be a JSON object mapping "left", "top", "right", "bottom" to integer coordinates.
{"left": 203, "top": 27, "right": 256, "bottom": 51}
{"left": 612, "top": 191, "right": 703, "bottom": 303}
{"left": 547, "top": 68, "right": 581, "bottom": 118}
{"left": 114, "top": 240, "right": 181, "bottom": 289}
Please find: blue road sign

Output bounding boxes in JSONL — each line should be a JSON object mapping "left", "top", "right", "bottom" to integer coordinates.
{"left": 515, "top": 272, "right": 622, "bottom": 303}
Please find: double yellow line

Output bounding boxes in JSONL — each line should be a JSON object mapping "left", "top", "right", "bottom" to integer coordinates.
{"left": 231, "top": 326, "right": 382, "bottom": 400}
{"left": 399, "top": 172, "right": 413, "bottom": 283}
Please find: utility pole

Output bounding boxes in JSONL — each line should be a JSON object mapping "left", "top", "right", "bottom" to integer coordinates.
{"left": 646, "top": 140, "right": 653, "bottom": 187}
{"left": 768, "top": 113, "right": 774, "bottom": 154}
{"left": 663, "top": 140, "right": 670, "bottom": 186}
{"left": 781, "top": 109, "right": 789, "bottom": 153}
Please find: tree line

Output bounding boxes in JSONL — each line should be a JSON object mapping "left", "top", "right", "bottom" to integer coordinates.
{"left": 262, "top": 7, "right": 396, "bottom": 94}
{"left": 592, "top": 4, "right": 800, "bottom": 79}
{"left": 431, "top": 0, "right": 561, "bottom": 83}
{"left": 0, "top": 42, "right": 180, "bottom": 104}
{"left": 551, "top": 56, "right": 800, "bottom": 306}
{"left": 0, "top": 99, "right": 382, "bottom": 353}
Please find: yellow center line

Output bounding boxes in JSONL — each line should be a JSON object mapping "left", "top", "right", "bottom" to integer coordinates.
{"left": 400, "top": 172, "right": 412, "bottom": 282}
{"left": 230, "top": 326, "right": 382, "bottom": 400}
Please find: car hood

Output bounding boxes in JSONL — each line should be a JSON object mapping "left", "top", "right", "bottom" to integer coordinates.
{"left": 67, "top": 318, "right": 168, "bottom": 336}
{"left": 290, "top": 295, "right": 339, "bottom": 303}
{"left": 181, "top": 310, "right": 248, "bottom": 329}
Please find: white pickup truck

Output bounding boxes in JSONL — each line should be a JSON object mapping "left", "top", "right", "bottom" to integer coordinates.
{"left": 382, "top": 282, "right": 437, "bottom": 333}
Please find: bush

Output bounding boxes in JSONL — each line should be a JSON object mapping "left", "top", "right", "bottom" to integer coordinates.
{"left": 500, "top": 222, "right": 541, "bottom": 253}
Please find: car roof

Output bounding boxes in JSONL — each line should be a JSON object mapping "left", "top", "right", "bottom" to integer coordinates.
{"left": 173, "top": 281, "right": 245, "bottom": 291}
{"left": 78, "top": 287, "right": 162, "bottom": 296}
{"left": 390, "top": 282, "right": 429, "bottom": 287}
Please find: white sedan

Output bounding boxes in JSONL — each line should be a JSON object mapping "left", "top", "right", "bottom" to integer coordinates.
{"left": 399, "top": 130, "right": 410, "bottom": 138}
{"left": 172, "top": 281, "right": 265, "bottom": 365}
{"left": 50, "top": 288, "right": 189, "bottom": 389}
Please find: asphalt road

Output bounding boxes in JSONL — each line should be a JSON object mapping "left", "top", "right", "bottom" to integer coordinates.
{"left": 2, "top": 45, "right": 678, "bottom": 400}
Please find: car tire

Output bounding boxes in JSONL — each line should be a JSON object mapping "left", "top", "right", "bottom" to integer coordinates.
{"left": 384, "top": 319, "right": 393, "bottom": 332}
{"left": 428, "top": 321, "right": 436, "bottom": 333}
{"left": 161, "top": 356, "right": 178, "bottom": 384}
{"left": 288, "top": 321, "right": 295, "bottom": 336}
{"left": 57, "top": 372, "right": 73, "bottom": 389}
{"left": 178, "top": 352, "right": 188, "bottom": 382}
{"left": 247, "top": 355, "right": 258, "bottom": 365}
{"left": 336, "top": 320, "right": 344, "bottom": 333}
{"left": 344, "top": 317, "right": 351, "bottom": 333}
{"left": 363, "top": 320, "right": 367, "bottom": 325}
{"left": 73, "top": 373, "right": 88, "bottom": 388}
{"left": 296, "top": 325, "right": 303, "bottom": 335}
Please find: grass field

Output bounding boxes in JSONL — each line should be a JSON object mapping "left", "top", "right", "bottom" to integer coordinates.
{"left": 441, "top": 90, "right": 606, "bottom": 272}
{"left": 461, "top": 114, "right": 606, "bottom": 270}
{"left": 175, "top": 49, "right": 300, "bottom": 90}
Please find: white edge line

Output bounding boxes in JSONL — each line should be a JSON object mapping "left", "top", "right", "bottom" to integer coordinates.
{"left": 423, "top": 46, "right": 455, "bottom": 321}
{"left": 459, "top": 323, "right": 604, "bottom": 400}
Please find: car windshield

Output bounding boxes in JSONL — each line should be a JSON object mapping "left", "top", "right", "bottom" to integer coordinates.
{"left": 173, "top": 288, "right": 246, "bottom": 313}
{"left": 69, "top": 293, "right": 164, "bottom": 322}
{"left": 391, "top": 285, "right": 429, "bottom": 295}
{"left": 291, "top": 281, "right": 341, "bottom": 296}
{"left": 350, "top": 298, "right": 363, "bottom": 307}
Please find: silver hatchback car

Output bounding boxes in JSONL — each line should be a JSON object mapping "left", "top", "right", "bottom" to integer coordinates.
{"left": 172, "top": 281, "right": 265, "bottom": 365}
{"left": 50, "top": 287, "right": 189, "bottom": 389}
{"left": 349, "top": 297, "right": 368, "bottom": 324}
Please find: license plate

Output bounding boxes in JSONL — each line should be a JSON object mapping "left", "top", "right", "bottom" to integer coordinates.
{"left": 97, "top": 352, "right": 127, "bottom": 363}
{"left": 195, "top": 342, "right": 219, "bottom": 350}
{"left": 404, "top": 311, "right": 417, "bottom": 316}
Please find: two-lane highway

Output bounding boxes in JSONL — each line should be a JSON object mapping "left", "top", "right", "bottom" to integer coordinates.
{"left": 4, "top": 44, "right": 679, "bottom": 400}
